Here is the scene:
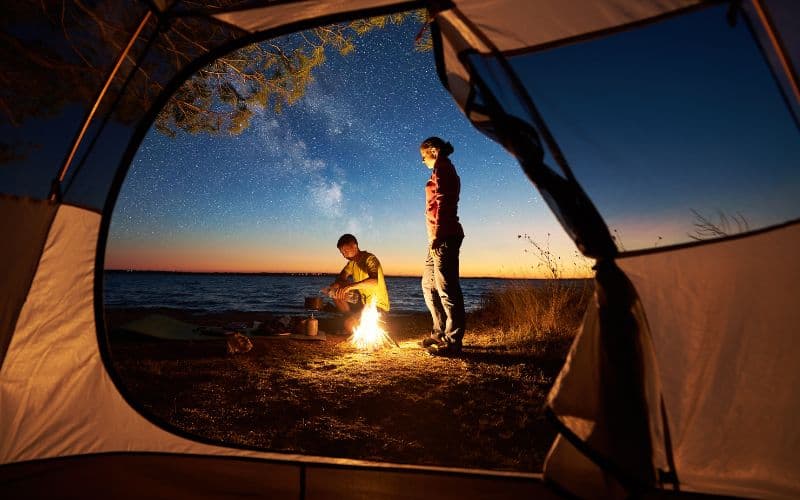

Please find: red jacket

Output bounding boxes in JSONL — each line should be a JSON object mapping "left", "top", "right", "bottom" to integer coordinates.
{"left": 425, "top": 157, "right": 464, "bottom": 242}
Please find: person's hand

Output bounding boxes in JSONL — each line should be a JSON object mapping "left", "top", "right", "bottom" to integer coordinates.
{"left": 430, "top": 238, "right": 443, "bottom": 257}
{"left": 323, "top": 284, "right": 340, "bottom": 299}
{"left": 333, "top": 285, "right": 351, "bottom": 300}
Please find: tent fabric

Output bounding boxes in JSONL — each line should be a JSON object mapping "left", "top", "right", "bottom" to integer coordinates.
{"left": 545, "top": 222, "right": 800, "bottom": 499}
{"left": 212, "top": 0, "right": 422, "bottom": 32}
{"left": 544, "top": 263, "right": 669, "bottom": 498}
{"left": 0, "top": 196, "right": 59, "bottom": 367}
{"left": 430, "top": 3, "right": 800, "bottom": 497}
{"left": 61, "top": 13, "right": 245, "bottom": 210}
{"left": 741, "top": 0, "right": 800, "bottom": 127}
{"left": 0, "top": 453, "right": 557, "bottom": 500}
{"left": 615, "top": 221, "right": 800, "bottom": 499}
{"left": 428, "top": 0, "right": 707, "bottom": 118}
{"left": 0, "top": 0, "right": 153, "bottom": 202}
{"left": 0, "top": 454, "right": 302, "bottom": 499}
{"left": 0, "top": 203, "right": 245, "bottom": 462}
{"left": 214, "top": 0, "right": 706, "bottom": 52}
{"left": 544, "top": 432, "right": 627, "bottom": 499}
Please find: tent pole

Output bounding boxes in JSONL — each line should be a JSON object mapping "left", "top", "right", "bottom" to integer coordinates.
{"left": 50, "top": 10, "right": 153, "bottom": 202}
{"left": 750, "top": 0, "right": 800, "bottom": 108}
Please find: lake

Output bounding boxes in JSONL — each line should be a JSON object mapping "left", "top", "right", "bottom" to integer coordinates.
{"left": 103, "top": 271, "right": 571, "bottom": 315}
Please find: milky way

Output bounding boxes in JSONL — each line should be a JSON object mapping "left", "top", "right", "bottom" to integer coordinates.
{"left": 108, "top": 16, "right": 557, "bottom": 276}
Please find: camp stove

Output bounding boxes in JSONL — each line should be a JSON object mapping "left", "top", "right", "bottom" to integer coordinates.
{"left": 303, "top": 296, "right": 322, "bottom": 336}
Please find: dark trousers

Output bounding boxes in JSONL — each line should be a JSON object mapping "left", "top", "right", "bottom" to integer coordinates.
{"left": 421, "top": 235, "right": 465, "bottom": 346}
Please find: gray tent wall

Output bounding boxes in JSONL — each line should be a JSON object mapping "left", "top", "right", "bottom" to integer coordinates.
{"left": 616, "top": 222, "right": 800, "bottom": 497}
{"left": 1, "top": 0, "right": 799, "bottom": 498}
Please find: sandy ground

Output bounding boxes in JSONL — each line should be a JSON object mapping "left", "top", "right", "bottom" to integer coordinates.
{"left": 105, "top": 307, "right": 573, "bottom": 472}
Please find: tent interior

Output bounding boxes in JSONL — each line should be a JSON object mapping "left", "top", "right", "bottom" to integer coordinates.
{"left": 1, "top": 1, "right": 799, "bottom": 498}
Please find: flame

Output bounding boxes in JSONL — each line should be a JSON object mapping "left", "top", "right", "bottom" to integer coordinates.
{"left": 350, "top": 297, "right": 392, "bottom": 350}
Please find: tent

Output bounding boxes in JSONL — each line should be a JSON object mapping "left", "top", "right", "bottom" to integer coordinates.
{"left": 2, "top": 0, "right": 798, "bottom": 498}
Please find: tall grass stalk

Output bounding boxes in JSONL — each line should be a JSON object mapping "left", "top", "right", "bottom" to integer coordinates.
{"left": 473, "top": 233, "right": 594, "bottom": 350}
{"left": 476, "top": 280, "right": 593, "bottom": 348}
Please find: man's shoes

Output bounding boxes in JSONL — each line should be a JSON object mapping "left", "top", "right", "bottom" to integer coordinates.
{"left": 427, "top": 342, "right": 462, "bottom": 357}
{"left": 420, "top": 335, "right": 446, "bottom": 348}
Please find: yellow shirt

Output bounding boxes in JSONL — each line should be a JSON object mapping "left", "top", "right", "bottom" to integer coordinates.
{"left": 342, "top": 251, "right": 390, "bottom": 311}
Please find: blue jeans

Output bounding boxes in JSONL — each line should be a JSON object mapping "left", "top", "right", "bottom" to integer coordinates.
{"left": 421, "top": 235, "right": 465, "bottom": 346}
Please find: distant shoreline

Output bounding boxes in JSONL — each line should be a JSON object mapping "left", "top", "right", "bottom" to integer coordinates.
{"left": 103, "top": 269, "right": 592, "bottom": 281}
{"left": 104, "top": 269, "right": 337, "bottom": 278}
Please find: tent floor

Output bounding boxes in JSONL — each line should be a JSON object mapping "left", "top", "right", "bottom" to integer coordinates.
{"left": 0, "top": 452, "right": 740, "bottom": 499}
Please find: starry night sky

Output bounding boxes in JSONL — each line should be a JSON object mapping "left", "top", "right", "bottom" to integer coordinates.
{"left": 105, "top": 6, "right": 800, "bottom": 276}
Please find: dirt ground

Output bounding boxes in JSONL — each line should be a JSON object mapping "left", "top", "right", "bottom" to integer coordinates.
{"left": 106, "top": 308, "right": 574, "bottom": 472}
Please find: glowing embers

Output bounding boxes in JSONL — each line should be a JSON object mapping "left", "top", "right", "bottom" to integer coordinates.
{"left": 349, "top": 298, "right": 394, "bottom": 350}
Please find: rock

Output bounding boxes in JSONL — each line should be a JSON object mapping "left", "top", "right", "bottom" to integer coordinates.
{"left": 226, "top": 332, "right": 253, "bottom": 354}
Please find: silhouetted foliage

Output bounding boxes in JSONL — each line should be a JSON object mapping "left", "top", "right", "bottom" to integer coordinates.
{"left": 156, "top": 11, "right": 430, "bottom": 137}
{"left": 1, "top": 1, "right": 431, "bottom": 147}
{"left": 688, "top": 208, "right": 749, "bottom": 240}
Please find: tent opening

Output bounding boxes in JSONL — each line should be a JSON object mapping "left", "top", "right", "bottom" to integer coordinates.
{"left": 101, "top": 10, "right": 591, "bottom": 473}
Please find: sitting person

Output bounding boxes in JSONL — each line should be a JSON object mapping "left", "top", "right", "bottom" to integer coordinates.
{"left": 325, "top": 233, "right": 390, "bottom": 334}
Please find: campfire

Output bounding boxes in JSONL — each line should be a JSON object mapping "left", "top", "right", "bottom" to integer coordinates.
{"left": 349, "top": 297, "right": 394, "bottom": 350}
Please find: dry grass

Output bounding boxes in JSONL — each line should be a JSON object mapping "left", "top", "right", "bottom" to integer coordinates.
{"left": 474, "top": 280, "right": 593, "bottom": 350}
{"left": 106, "top": 278, "right": 592, "bottom": 473}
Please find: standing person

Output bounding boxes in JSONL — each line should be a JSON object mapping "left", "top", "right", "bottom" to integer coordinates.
{"left": 326, "top": 234, "right": 390, "bottom": 334}
{"left": 419, "top": 137, "right": 465, "bottom": 356}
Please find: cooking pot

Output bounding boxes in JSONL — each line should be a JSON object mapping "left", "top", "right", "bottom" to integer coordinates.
{"left": 304, "top": 296, "right": 323, "bottom": 310}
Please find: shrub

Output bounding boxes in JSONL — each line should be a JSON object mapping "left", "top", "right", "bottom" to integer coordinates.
{"left": 472, "top": 233, "right": 594, "bottom": 350}
{"left": 475, "top": 279, "right": 593, "bottom": 348}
